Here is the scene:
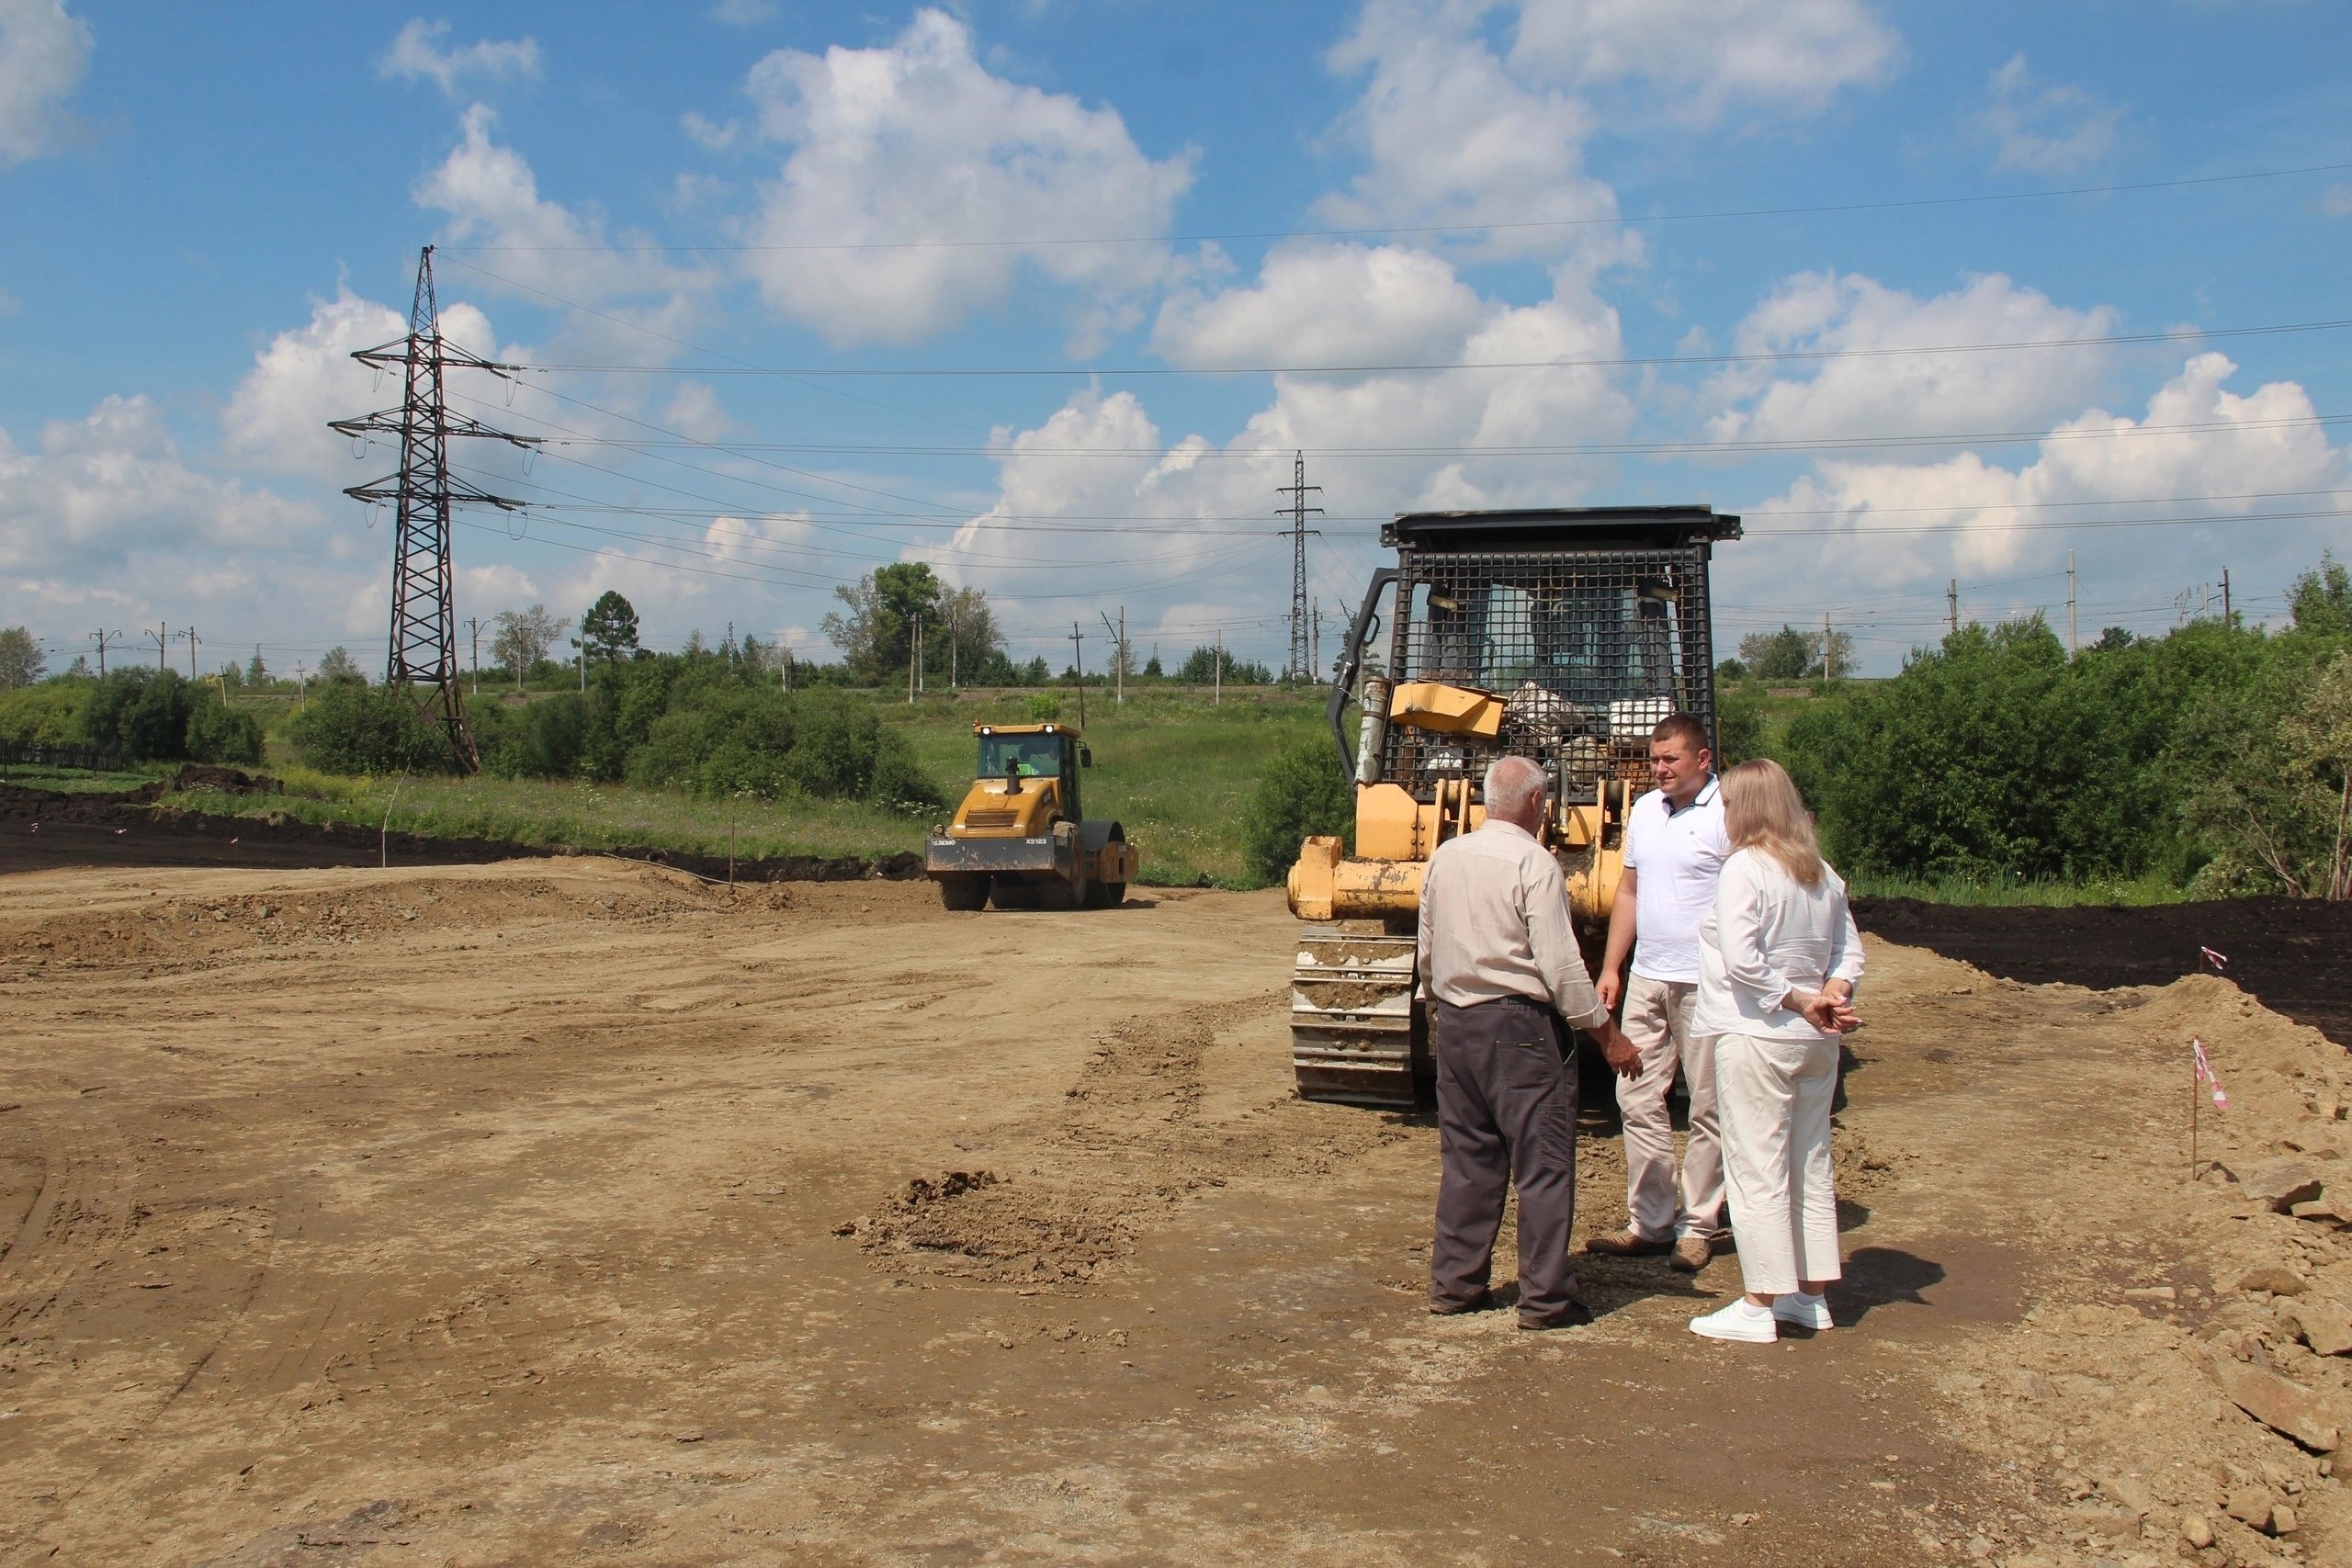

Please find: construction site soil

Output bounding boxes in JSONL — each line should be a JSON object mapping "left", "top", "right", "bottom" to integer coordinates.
{"left": 6, "top": 856, "right": 2351, "bottom": 1566}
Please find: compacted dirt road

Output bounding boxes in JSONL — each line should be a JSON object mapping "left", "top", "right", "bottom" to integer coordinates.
{"left": 2, "top": 861, "right": 2347, "bottom": 1566}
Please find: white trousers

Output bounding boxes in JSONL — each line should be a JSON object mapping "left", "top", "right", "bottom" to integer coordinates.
{"left": 1612, "top": 975, "right": 1723, "bottom": 1241}
{"left": 1714, "top": 1031, "right": 1842, "bottom": 1295}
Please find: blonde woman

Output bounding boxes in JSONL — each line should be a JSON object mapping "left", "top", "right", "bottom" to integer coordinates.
{"left": 1688, "top": 759, "right": 1863, "bottom": 1345}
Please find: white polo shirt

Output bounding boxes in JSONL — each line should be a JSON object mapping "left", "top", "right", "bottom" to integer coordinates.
{"left": 1623, "top": 776, "right": 1728, "bottom": 985}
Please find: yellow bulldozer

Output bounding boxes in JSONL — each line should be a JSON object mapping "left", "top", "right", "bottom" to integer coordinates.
{"left": 925, "top": 721, "right": 1139, "bottom": 911}
{"left": 1285, "top": 506, "right": 1741, "bottom": 1107}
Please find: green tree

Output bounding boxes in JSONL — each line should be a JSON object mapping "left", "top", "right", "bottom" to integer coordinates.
{"left": 492, "top": 605, "right": 567, "bottom": 691}
{"left": 2177, "top": 647, "right": 2352, "bottom": 898}
{"left": 579, "top": 591, "right": 641, "bottom": 663}
{"left": 822, "top": 562, "right": 945, "bottom": 682}
{"left": 1241, "top": 734, "right": 1355, "bottom": 888}
{"left": 83, "top": 669, "right": 197, "bottom": 761}
{"left": 1738, "top": 626, "right": 1815, "bottom": 681}
{"left": 0, "top": 626, "right": 46, "bottom": 689}
{"left": 316, "top": 646, "right": 365, "bottom": 684}
{"left": 246, "top": 647, "right": 269, "bottom": 686}
{"left": 288, "top": 683, "right": 444, "bottom": 774}
{"left": 2290, "top": 551, "right": 2350, "bottom": 639}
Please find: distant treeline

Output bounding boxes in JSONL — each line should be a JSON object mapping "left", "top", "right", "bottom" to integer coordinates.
{"left": 1764, "top": 554, "right": 2352, "bottom": 898}
{"left": 0, "top": 668, "right": 262, "bottom": 767}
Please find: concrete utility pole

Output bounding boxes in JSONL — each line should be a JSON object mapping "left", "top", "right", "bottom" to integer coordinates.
{"left": 1948, "top": 579, "right": 1959, "bottom": 637}
{"left": 1821, "top": 612, "right": 1832, "bottom": 681}
{"left": 909, "top": 615, "right": 921, "bottom": 705}
{"left": 784, "top": 645, "right": 793, "bottom": 693}
{"left": 1100, "top": 608, "right": 1127, "bottom": 708}
{"left": 1312, "top": 599, "right": 1320, "bottom": 679}
{"left": 1214, "top": 629, "right": 1223, "bottom": 707}
{"left": 90, "top": 628, "right": 124, "bottom": 677}
{"left": 177, "top": 626, "right": 198, "bottom": 679}
{"left": 465, "top": 615, "right": 481, "bottom": 694}
{"left": 2222, "top": 566, "right": 2233, "bottom": 625}
{"left": 1068, "top": 621, "right": 1088, "bottom": 729}
{"left": 148, "top": 622, "right": 168, "bottom": 672}
{"left": 2066, "top": 552, "right": 2077, "bottom": 657}
{"left": 947, "top": 605, "right": 958, "bottom": 689}
{"left": 295, "top": 660, "right": 308, "bottom": 710}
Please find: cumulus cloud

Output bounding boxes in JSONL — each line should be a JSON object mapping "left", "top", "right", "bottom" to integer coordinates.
{"left": 1510, "top": 0, "right": 1901, "bottom": 124}
{"left": 1705, "top": 271, "right": 2120, "bottom": 445}
{"left": 221, "top": 288, "right": 497, "bottom": 479}
{"left": 1979, "top": 54, "right": 2122, "bottom": 175}
{"left": 379, "top": 18, "right": 541, "bottom": 97}
{"left": 1320, "top": 3, "right": 1616, "bottom": 262}
{"left": 0, "top": 0, "right": 92, "bottom": 164}
{"left": 1737, "top": 354, "right": 2347, "bottom": 633}
{"left": 0, "top": 396, "right": 318, "bottom": 603}
{"left": 1152, "top": 243, "right": 1488, "bottom": 369}
{"left": 734, "top": 8, "right": 1193, "bottom": 345}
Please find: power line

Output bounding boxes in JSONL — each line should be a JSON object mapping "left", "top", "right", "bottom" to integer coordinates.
{"left": 435, "top": 158, "right": 2352, "bottom": 254}
{"left": 509, "top": 315, "right": 2352, "bottom": 379}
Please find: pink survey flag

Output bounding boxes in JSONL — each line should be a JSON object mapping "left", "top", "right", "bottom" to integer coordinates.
{"left": 2192, "top": 1037, "right": 2229, "bottom": 1110}
{"left": 2201, "top": 946, "right": 2229, "bottom": 972}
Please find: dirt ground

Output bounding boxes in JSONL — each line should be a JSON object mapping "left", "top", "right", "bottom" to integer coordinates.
{"left": 3, "top": 862, "right": 2349, "bottom": 1567}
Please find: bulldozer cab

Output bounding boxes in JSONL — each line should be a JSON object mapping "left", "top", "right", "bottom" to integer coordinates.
{"left": 1338, "top": 507, "right": 1740, "bottom": 802}
{"left": 976, "top": 723, "right": 1085, "bottom": 820}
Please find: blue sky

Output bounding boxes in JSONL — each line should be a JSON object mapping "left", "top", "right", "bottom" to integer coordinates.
{"left": 1, "top": 0, "right": 2347, "bottom": 679}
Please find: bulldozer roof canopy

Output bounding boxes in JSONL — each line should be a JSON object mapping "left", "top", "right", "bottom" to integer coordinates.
{"left": 1385, "top": 505, "right": 1740, "bottom": 552}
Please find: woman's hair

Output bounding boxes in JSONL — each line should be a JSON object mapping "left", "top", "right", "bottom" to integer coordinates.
{"left": 1720, "top": 759, "right": 1826, "bottom": 889}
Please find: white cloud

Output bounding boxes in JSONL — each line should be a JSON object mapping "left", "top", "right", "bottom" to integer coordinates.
{"left": 1510, "top": 0, "right": 1901, "bottom": 124}
{"left": 379, "top": 18, "right": 541, "bottom": 97}
{"left": 1705, "top": 271, "right": 2120, "bottom": 445}
{"left": 1152, "top": 243, "right": 1488, "bottom": 369}
{"left": 1318, "top": 0, "right": 1896, "bottom": 261}
{"left": 221, "top": 288, "right": 497, "bottom": 479}
{"left": 1979, "top": 54, "right": 2122, "bottom": 176}
{"left": 0, "top": 0, "right": 92, "bottom": 164}
{"left": 1735, "top": 354, "right": 2348, "bottom": 637}
{"left": 735, "top": 8, "right": 1193, "bottom": 345}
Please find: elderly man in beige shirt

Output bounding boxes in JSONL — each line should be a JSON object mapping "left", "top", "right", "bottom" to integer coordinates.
{"left": 1419, "top": 754, "right": 1640, "bottom": 1329}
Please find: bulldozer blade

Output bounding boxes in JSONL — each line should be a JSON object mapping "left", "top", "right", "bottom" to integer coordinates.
{"left": 1290, "top": 926, "right": 1419, "bottom": 1107}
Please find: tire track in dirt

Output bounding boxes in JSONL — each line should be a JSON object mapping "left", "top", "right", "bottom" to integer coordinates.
{"left": 843, "top": 994, "right": 1408, "bottom": 1289}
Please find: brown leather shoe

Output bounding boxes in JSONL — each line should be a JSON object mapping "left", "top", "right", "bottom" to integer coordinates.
{"left": 1584, "top": 1227, "right": 1672, "bottom": 1258}
{"left": 1668, "top": 1235, "right": 1713, "bottom": 1273}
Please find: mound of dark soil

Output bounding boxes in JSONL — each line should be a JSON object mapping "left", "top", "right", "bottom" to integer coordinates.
{"left": 1853, "top": 894, "right": 2352, "bottom": 1049}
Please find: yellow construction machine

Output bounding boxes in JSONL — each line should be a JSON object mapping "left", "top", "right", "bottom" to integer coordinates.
{"left": 925, "top": 722, "right": 1139, "bottom": 911}
{"left": 1286, "top": 507, "right": 1740, "bottom": 1106}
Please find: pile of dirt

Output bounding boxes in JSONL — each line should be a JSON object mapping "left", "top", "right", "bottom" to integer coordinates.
{"left": 1923, "top": 974, "right": 2352, "bottom": 1566}
{"left": 1855, "top": 896, "right": 2352, "bottom": 1049}
{"left": 0, "top": 783, "right": 924, "bottom": 885}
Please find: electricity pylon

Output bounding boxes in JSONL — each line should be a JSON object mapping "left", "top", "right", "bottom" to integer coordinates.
{"left": 1275, "top": 450, "right": 1323, "bottom": 682}
{"left": 330, "top": 245, "right": 537, "bottom": 773}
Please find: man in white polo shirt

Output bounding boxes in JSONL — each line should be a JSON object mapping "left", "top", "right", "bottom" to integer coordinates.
{"left": 1586, "top": 712, "right": 1730, "bottom": 1274}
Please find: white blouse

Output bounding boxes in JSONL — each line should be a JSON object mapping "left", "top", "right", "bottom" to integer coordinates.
{"left": 1693, "top": 846, "right": 1866, "bottom": 1041}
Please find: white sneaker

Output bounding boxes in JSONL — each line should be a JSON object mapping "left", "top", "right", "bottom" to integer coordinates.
{"left": 1689, "top": 1299, "right": 1777, "bottom": 1344}
{"left": 1772, "top": 1292, "right": 1834, "bottom": 1331}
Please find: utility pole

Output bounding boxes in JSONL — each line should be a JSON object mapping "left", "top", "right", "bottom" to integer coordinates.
{"left": 465, "top": 615, "right": 481, "bottom": 694}
{"left": 1947, "top": 579, "right": 1959, "bottom": 638}
{"left": 1275, "top": 451, "right": 1323, "bottom": 682}
{"left": 295, "top": 660, "right": 308, "bottom": 710}
{"left": 1214, "top": 629, "right": 1223, "bottom": 707}
{"left": 908, "top": 615, "right": 921, "bottom": 705}
{"left": 1100, "top": 608, "right": 1127, "bottom": 708}
{"left": 177, "top": 625, "right": 199, "bottom": 679}
{"left": 947, "top": 605, "right": 958, "bottom": 689}
{"left": 90, "top": 628, "right": 124, "bottom": 677}
{"left": 331, "top": 245, "right": 538, "bottom": 773}
{"left": 2222, "top": 566, "right": 2233, "bottom": 625}
{"left": 148, "top": 621, "right": 168, "bottom": 672}
{"left": 784, "top": 645, "right": 793, "bottom": 693}
{"left": 1069, "top": 621, "right": 1087, "bottom": 729}
{"left": 2066, "top": 552, "right": 2077, "bottom": 657}
{"left": 1821, "top": 612, "right": 1833, "bottom": 681}
{"left": 1311, "top": 598, "right": 1321, "bottom": 680}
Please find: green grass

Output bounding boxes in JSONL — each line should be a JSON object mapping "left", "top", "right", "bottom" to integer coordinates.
{"left": 1842, "top": 870, "right": 2190, "bottom": 907}
{"left": 178, "top": 684, "right": 1333, "bottom": 886}
{"left": 0, "top": 761, "right": 172, "bottom": 794}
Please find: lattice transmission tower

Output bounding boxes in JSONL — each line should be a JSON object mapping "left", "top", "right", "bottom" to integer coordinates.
{"left": 1275, "top": 450, "right": 1323, "bottom": 682}
{"left": 330, "top": 245, "right": 537, "bottom": 772}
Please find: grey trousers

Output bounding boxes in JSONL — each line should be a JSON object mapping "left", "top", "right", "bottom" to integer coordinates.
{"left": 1430, "top": 996, "right": 1581, "bottom": 1322}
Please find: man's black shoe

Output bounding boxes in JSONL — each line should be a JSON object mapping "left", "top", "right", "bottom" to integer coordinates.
{"left": 1517, "top": 1301, "right": 1595, "bottom": 1331}
{"left": 1427, "top": 1290, "right": 1496, "bottom": 1316}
